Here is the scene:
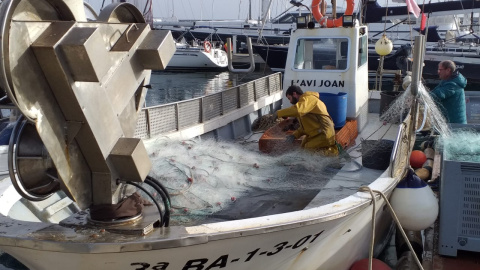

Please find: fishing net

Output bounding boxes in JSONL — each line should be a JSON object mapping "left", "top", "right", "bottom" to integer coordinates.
{"left": 439, "top": 129, "right": 480, "bottom": 162}
{"left": 251, "top": 113, "right": 282, "bottom": 131}
{"left": 380, "top": 81, "right": 451, "bottom": 137}
{"left": 142, "top": 137, "right": 338, "bottom": 225}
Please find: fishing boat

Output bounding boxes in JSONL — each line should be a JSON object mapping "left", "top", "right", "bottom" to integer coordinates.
{"left": 422, "top": 41, "right": 480, "bottom": 83}
{"left": 0, "top": 0, "right": 423, "bottom": 269}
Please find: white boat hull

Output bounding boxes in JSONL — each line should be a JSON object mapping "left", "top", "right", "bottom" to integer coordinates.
{"left": 167, "top": 48, "right": 228, "bottom": 70}
{"left": 0, "top": 183, "right": 394, "bottom": 270}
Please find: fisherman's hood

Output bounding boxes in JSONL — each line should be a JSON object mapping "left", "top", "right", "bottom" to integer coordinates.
{"left": 449, "top": 71, "right": 467, "bottom": 88}
{"left": 303, "top": 91, "right": 320, "bottom": 98}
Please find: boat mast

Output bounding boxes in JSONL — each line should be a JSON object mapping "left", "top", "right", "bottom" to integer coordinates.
{"left": 332, "top": 0, "right": 336, "bottom": 19}
{"left": 261, "top": 0, "right": 271, "bottom": 21}
{"left": 258, "top": 0, "right": 274, "bottom": 43}
{"left": 249, "top": 0, "right": 252, "bottom": 20}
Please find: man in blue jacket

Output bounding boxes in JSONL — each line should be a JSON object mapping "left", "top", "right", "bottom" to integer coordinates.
{"left": 430, "top": 60, "right": 467, "bottom": 124}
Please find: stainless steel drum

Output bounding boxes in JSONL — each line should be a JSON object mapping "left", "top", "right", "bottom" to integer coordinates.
{"left": 8, "top": 116, "right": 59, "bottom": 201}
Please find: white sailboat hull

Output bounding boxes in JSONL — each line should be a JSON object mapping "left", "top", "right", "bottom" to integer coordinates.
{"left": 167, "top": 48, "right": 228, "bottom": 70}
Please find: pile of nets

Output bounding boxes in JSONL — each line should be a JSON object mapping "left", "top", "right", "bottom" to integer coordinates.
{"left": 379, "top": 81, "right": 480, "bottom": 162}
{"left": 251, "top": 113, "right": 282, "bottom": 131}
{"left": 439, "top": 129, "right": 480, "bottom": 162}
{"left": 142, "top": 137, "right": 337, "bottom": 225}
{"left": 380, "top": 83, "right": 451, "bottom": 137}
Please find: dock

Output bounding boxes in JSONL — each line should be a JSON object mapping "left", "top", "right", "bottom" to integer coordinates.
{"left": 387, "top": 148, "right": 480, "bottom": 269}
{"left": 423, "top": 216, "right": 480, "bottom": 270}
{"left": 422, "top": 148, "right": 480, "bottom": 269}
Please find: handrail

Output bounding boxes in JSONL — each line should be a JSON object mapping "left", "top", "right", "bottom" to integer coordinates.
{"left": 227, "top": 37, "right": 255, "bottom": 73}
{"left": 135, "top": 73, "right": 282, "bottom": 139}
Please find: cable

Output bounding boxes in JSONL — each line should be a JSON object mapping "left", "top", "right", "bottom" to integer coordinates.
{"left": 144, "top": 179, "right": 170, "bottom": 226}
{"left": 145, "top": 176, "right": 171, "bottom": 226}
{"left": 147, "top": 175, "right": 172, "bottom": 203}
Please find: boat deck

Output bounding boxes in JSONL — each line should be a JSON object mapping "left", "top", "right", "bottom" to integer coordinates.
{"left": 206, "top": 112, "right": 401, "bottom": 223}
{"left": 423, "top": 208, "right": 480, "bottom": 270}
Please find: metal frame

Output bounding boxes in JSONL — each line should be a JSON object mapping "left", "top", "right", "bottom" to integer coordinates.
{"left": 135, "top": 73, "right": 282, "bottom": 139}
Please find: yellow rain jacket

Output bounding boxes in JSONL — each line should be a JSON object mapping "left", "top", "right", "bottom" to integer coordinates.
{"left": 277, "top": 91, "right": 338, "bottom": 156}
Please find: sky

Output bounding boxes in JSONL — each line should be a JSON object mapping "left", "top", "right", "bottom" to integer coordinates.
{"left": 84, "top": 0, "right": 409, "bottom": 21}
{"left": 85, "top": 0, "right": 318, "bottom": 21}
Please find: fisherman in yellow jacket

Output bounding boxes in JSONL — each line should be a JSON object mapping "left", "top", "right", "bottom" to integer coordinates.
{"left": 275, "top": 85, "right": 338, "bottom": 156}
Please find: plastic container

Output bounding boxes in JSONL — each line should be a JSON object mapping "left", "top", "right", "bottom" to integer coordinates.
{"left": 319, "top": 92, "right": 347, "bottom": 129}
{"left": 438, "top": 123, "right": 480, "bottom": 256}
{"left": 379, "top": 91, "right": 403, "bottom": 115}
{"left": 361, "top": 139, "right": 394, "bottom": 170}
{"left": 439, "top": 158, "right": 480, "bottom": 256}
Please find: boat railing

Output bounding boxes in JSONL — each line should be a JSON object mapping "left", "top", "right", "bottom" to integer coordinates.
{"left": 389, "top": 116, "right": 411, "bottom": 179}
{"left": 134, "top": 72, "right": 282, "bottom": 139}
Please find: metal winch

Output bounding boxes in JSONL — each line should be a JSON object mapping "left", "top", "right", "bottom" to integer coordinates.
{"left": 0, "top": 0, "right": 175, "bottom": 212}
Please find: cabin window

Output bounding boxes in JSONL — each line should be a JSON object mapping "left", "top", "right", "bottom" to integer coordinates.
{"left": 358, "top": 35, "right": 367, "bottom": 68}
{"left": 293, "top": 37, "right": 349, "bottom": 70}
{"left": 278, "top": 14, "right": 295, "bottom": 23}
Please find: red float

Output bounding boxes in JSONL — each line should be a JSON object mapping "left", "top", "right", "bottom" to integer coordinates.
{"left": 350, "top": 258, "right": 391, "bottom": 270}
{"left": 410, "top": 150, "right": 427, "bottom": 168}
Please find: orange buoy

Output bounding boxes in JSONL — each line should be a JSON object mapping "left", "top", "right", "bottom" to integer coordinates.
{"left": 350, "top": 258, "right": 391, "bottom": 270}
{"left": 204, "top": 41, "right": 212, "bottom": 53}
{"left": 312, "top": 0, "right": 355, "bottom": 28}
{"left": 409, "top": 150, "right": 426, "bottom": 168}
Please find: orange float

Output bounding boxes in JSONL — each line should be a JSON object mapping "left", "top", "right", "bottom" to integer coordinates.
{"left": 204, "top": 41, "right": 212, "bottom": 53}
{"left": 312, "top": 0, "right": 355, "bottom": 28}
{"left": 410, "top": 150, "right": 427, "bottom": 168}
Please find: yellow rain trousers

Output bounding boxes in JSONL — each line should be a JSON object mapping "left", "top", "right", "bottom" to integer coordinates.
{"left": 277, "top": 91, "right": 338, "bottom": 156}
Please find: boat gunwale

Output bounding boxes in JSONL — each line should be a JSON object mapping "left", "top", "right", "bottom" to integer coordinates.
{"left": 0, "top": 114, "right": 410, "bottom": 253}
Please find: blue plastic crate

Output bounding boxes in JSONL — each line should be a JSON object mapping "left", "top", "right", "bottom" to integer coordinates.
{"left": 466, "top": 92, "right": 480, "bottom": 124}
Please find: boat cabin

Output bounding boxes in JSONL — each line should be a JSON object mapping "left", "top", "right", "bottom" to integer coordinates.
{"left": 283, "top": 25, "right": 370, "bottom": 131}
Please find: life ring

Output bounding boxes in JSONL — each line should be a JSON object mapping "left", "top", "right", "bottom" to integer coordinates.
{"left": 204, "top": 41, "right": 212, "bottom": 53}
{"left": 312, "top": 0, "right": 355, "bottom": 28}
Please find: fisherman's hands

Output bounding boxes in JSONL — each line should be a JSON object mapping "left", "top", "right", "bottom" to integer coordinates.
{"left": 273, "top": 111, "right": 288, "bottom": 120}
{"left": 285, "top": 134, "right": 295, "bottom": 143}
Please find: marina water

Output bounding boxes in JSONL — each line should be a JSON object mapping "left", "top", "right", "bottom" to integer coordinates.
{"left": 146, "top": 70, "right": 274, "bottom": 107}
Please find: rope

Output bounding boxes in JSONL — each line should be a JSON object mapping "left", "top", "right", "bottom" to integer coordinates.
{"left": 359, "top": 186, "right": 376, "bottom": 270}
{"left": 383, "top": 0, "right": 389, "bottom": 33}
{"left": 358, "top": 186, "right": 424, "bottom": 270}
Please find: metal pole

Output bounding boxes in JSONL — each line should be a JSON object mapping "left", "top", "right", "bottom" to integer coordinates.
{"left": 411, "top": 36, "right": 425, "bottom": 97}
{"left": 409, "top": 35, "right": 426, "bottom": 138}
